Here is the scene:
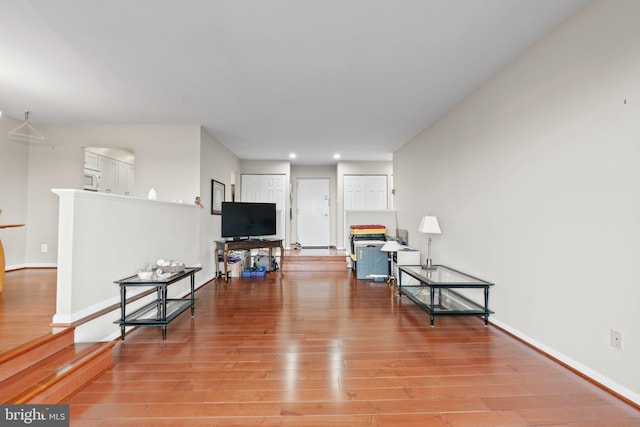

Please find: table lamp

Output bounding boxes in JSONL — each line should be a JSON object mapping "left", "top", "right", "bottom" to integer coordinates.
{"left": 418, "top": 215, "right": 441, "bottom": 270}
{"left": 380, "top": 240, "right": 404, "bottom": 285}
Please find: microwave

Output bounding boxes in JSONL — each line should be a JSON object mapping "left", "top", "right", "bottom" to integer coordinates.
{"left": 84, "top": 168, "right": 101, "bottom": 191}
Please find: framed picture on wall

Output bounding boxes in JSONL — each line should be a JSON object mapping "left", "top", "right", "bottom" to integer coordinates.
{"left": 211, "top": 180, "right": 225, "bottom": 215}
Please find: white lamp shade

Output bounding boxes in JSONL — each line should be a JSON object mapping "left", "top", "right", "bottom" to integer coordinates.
{"left": 380, "top": 240, "right": 404, "bottom": 252}
{"left": 418, "top": 216, "right": 441, "bottom": 234}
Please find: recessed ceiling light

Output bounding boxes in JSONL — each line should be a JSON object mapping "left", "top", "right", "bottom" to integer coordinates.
{"left": 333, "top": 153, "right": 341, "bottom": 159}
{"left": 289, "top": 153, "right": 297, "bottom": 159}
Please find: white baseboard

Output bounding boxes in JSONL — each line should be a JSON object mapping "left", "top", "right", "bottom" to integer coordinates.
{"left": 490, "top": 318, "right": 640, "bottom": 406}
{"left": 5, "top": 263, "right": 58, "bottom": 271}
{"left": 5, "top": 263, "right": 28, "bottom": 271}
{"left": 27, "top": 263, "right": 58, "bottom": 268}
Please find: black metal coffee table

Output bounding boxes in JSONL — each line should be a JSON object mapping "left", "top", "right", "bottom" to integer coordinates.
{"left": 114, "top": 267, "right": 201, "bottom": 340}
{"left": 398, "top": 265, "right": 494, "bottom": 326}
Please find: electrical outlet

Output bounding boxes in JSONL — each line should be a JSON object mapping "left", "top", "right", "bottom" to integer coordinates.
{"left": 41, "top": 243, "right": 48, "bottom": 253}
{"left": 611, "top": 329, "right": 623, "bottom": 350}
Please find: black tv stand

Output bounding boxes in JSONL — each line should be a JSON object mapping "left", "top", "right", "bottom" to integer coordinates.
{"left": 228, "top": 237, "right": 275, "bottom": 242}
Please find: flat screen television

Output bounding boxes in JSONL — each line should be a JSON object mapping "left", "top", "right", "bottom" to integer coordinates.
{"left": 221, "top": 202, "right": 277, "bottom": 240}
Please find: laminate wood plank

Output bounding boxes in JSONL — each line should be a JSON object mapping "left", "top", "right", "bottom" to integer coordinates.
{"left": 440, "top": 411, "right": 529, "bottom": 427}
{"left": 2, "top": 254, "right": 639, "bottom": 425}
{"left": 69, "top": 414, "right": 381, "bottom": 427}
{"left": 407, "top": 384, "right": 533, "bottom": 400}
{"left": 376, "top": 413, "right": 449, "bottom": 427}
{"left": 518, "top": 404, "right": 640, "bottom": 425}
{"left": 0, "top": 342, "right": 97, "bottom": 401}
{"left": 0, "top": 269, "right": 57, "bottom": 352}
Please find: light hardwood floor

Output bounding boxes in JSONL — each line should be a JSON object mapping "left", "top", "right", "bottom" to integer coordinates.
{"left": 2, "top": 255, "right": 639, "bottom": 426}
{"left": 0, "top": 268, "right": 58, "bottom": 353}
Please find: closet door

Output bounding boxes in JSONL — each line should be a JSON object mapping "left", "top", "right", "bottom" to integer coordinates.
{"left": 344, "top": 175, "right": 387, "bottom": 210}
{"left": 241, "top": 174, "right": 287, "bottom": 240}
{"left": 343, "top": 175, "right": 388, "bottom": 248}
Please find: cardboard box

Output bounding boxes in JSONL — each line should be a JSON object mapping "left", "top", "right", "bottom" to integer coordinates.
{"left": 227, "top": 260, "right": 243, "bottom": 277}
{"left": 218, "top": 250, "right": 250, "bottom": 277}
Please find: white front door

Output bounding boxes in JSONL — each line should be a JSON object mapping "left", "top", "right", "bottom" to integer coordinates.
{"left": 297, "top": 178, "right": 330, "bottom": 247}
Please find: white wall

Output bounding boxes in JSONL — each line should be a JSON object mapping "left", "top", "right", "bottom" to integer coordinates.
{"left": 1, "top": 122, "right": 239, "bottom": 340}
{"left": 394, "top": 0, "right": 640, "bottom": 403}
{"left": 0, "top": 115, "right": 28, "bottom": 269}
{"left": 21, "top": 124, "right": 201, "bottom": 266}
{"left": 2, "top": 123, "right": 241, "bottom": 273}
{"left": 199, "top": 128, "right": 241, "bottom": 279}
{"left": 239, "top": 160, "right": 291, "bottom": 176}
{"left": 53, "top": 189, "right": 202, "bottom": 342}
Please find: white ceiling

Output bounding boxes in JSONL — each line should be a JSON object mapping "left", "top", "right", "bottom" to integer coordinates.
{"left": 0, "top": 0, "right": 587, "bottom": 164}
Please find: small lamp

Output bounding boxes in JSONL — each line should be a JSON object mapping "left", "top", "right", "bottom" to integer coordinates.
{"left": 418, "top": 216, "right": 441, "bottom": 270}
{"left": 381, "top": 240, "right": 404, "bottom": 285}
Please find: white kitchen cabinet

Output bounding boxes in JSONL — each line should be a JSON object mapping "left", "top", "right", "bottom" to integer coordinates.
{"left": 98, "top": 156, "right": 117, "bottom": 193}
{"left": 126, "top": 163, "right": 135, "bottom": 195}
{"left": 97, "top": 155, "right": 134, "bottom": 195}
{"left": 117, "top": 161, "right": 128, "bottom": 194}
{"left": 84, "top": 151, "right": 99, "bottom": 170}
{"left": 117, "top": 161, "right": 135, "bottom": 195}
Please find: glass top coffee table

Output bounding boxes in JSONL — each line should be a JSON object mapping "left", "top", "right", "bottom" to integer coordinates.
{"left": 398, "top": 265, "right": 494, "bottom": 326}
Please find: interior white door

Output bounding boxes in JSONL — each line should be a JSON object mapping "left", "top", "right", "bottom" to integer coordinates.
{"left": 241, "top": 174, "right": 287, "bottom": 240}
{"left": 297, "top": 178, "right": 330, "bottom": 247}
{"left": 343, "top": 175, "right": 388, "bottom": 248}
{"left": 343, "top": 175, "right": 388, "bottom": 210}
